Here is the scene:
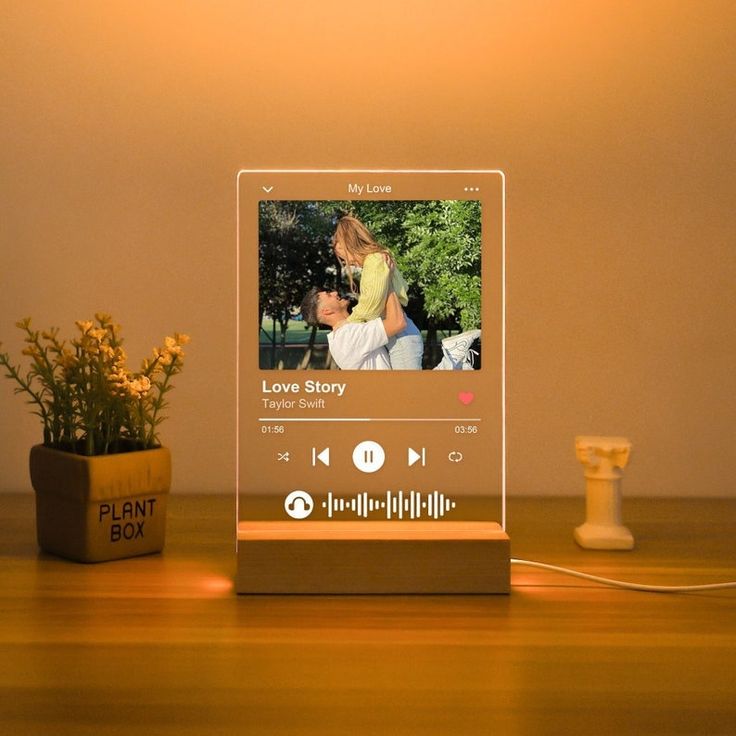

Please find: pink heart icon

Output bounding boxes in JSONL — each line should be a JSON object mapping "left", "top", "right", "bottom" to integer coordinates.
{"left": 458, "top": 392, "right": 474, "bottom": 405}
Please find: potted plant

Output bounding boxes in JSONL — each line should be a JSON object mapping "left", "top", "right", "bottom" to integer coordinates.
{"left": 0, "top": 313, "right": 190, "bottom": 562}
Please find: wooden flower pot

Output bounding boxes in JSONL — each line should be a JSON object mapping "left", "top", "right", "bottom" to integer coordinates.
{"left": 29, "top": 444, "right": 171, "bottom": 563}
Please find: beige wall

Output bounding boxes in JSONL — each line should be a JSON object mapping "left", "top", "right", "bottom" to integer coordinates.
{"left": 1, "top": 1, "right": 734, "bottom": 497}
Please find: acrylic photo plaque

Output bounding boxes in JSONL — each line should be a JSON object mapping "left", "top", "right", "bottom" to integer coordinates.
{"left": 236, "top": 170, "right": 507, "bottom": 593}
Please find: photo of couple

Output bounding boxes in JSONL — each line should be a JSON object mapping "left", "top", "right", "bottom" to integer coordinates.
{"left": 259, "top": 200, "right": 482, "bottom": 371}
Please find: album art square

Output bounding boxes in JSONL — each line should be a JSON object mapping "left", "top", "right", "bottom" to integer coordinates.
{"left": 258, "top": 200, "right": 482, "bottom": 371}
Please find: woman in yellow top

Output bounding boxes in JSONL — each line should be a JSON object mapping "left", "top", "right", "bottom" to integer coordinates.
{"left": 332, "top": 215, "right": 424, "bottom": 370}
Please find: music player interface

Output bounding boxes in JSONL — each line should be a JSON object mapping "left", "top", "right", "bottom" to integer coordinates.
{"left": 237, "top": 170, "right": 505, "bottom": 525}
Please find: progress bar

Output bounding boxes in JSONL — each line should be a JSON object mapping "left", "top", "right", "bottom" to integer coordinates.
{"left": 259, "top": 418, "right": 482, "bottom": 422}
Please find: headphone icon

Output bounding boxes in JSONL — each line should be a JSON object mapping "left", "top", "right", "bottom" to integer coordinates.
{"left": 284, "top": 490, "right": 314, "bottom": 519}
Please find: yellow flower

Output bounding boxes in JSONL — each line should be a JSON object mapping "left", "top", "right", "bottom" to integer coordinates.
{"left": 108, "top": 364, "right": 128, "bottom": 381}
{"left": 113, "top": 349, "right": 127, "bottom": 368}
{"left": 107, "top": 365, "right": 132, "bottom": 396}
{"left": 75, "top": 320, "right": 93, "bottom": 334}
{"left": 153, "top": 347, "right": 173, "bottom": 366}
{"left": 84, "top": 341, "right": 100, "bottom": 356}
{"left": 57, "top": 350, "right": 77, "bottom": 370}
{"left": 163, "top": 336, "right": 185, "bottom": 361}
{"left": 127, "top": 375, "right": 151, "bottom": 399}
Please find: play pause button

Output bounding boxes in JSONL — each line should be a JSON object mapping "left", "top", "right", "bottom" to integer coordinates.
{"left": 408, "top": 447, "right": 426, "bottom": 467}
{"left": 352, "top": 441, "right": 385, "bottom": 473}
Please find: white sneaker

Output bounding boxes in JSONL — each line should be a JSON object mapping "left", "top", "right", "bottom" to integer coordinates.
{"left": 464, "top": 342, "right": 480, "bottom": 370}
{"left": 440, "top": 329, "right": 481, "bottom": 370}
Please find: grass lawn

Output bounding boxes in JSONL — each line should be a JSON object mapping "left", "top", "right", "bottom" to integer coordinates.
{"left": 259, "top": 319, "right": 329, "bottom": 345}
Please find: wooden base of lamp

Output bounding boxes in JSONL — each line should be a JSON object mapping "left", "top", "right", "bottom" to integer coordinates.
{"left": 236, "top": 520, "right": 510, "bottom": 594}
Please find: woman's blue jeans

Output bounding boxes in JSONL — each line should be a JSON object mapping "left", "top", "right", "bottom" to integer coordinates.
{"left": 386, "top": 316, "right": 423, "bottom": 370}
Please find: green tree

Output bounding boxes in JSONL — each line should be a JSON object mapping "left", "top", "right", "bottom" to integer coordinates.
{"left": 400, "top": 200, "right": 481, "bottom": 331}
{"left": 329, "top": 200, "right": 481, "bottom": 364}
{"left": 259, "top": 202, "right": 338, "bottom": 369}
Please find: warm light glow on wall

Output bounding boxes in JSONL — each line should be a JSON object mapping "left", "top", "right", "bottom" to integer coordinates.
{"left": 1, "top": 1, "right": 734, "bottom": 499}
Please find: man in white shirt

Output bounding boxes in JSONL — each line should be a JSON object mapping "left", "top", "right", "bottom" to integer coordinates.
{"left": 300, "top": 287, "right": 481, "bottom": 371}
{"left": 300, "top": 288, "right": 406, "bottom": 370}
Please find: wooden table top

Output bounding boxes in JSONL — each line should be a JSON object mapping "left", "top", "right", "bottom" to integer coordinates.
{"left": 1, "top": 493, "right": 735, "bottom": 735}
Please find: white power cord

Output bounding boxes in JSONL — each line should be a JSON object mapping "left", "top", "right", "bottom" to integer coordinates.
{"left": 511, "top": 558, "right": 736, "bottom": 593}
